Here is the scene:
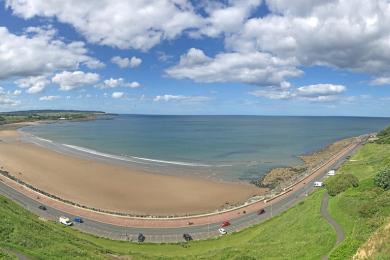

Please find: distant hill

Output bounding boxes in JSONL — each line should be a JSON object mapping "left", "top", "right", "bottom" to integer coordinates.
{"left": 0, "top": 110, "right": 109, "bottom": 125}
{"left": 0, "top": 110, "right": 105, "bottom": 116}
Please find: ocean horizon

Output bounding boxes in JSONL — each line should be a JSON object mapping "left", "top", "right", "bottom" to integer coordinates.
{"left": 22, "top": 115, "right": 390, "bottom": 182}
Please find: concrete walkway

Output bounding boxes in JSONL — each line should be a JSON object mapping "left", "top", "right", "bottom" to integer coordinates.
{"left": 321, "top": 192, "right": 345, "bottom": 260}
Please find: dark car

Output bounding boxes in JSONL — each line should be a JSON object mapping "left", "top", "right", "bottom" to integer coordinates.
{"left": 220, "top": 220, "right": 231, "bottom": 227}
{"left": 138, "top": 233, "right": 145, "bottom": 243}
{"left": 74, "top": 217, "right": 83, "bottom": 223}
{"left": 257, "top": 209, "right": 266, "bottom": 215}
{"left": 38, "top": 205, "right": 47, "bottom": 211}
{"left": 183, "top": 233, "right": 192, "bottom": 242}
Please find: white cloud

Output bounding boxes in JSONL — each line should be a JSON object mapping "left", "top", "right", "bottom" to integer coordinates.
{"left": 129, "top": 81, "right": 141, "bottom": 88}
{"left": 266, "top": 0, "right": 335, "bottom": 15}
{"left": 153, "top": 94, "right": 212, "bottom": 103}
{"left": 369, "top": 77, "right": 390, "bottom": 86}
{"left": 195, "top": 0, "right": 262, "bottom": 37}
{"left": 166, "top": 48, "right": 301, "bottom": 86}
{"left": 52, "top": 71, "right": 100, "bottom": 91}
{"left": 296, "top": 84, "right": 346, "bottom": 97}
{"left": 129, "top": 57, "right": 142, "bottom": 68}
{"left": 0, "top": 87, "right": 20, "bottom": 106}
{"left": 250, "top": 83, "right": 347, "bottom": 102}
{"left": 84, "top": 59, "right": 105, "bottom": 69}
{"left": 15, "top": 76, "right": 50, "bottom": 94}
{"left": 0, "top": 97, "right": 19, "bottom": 106}
{"left": 111, "top": 56, "right": 142, "bottom": 68}
{"left": 102, "top": 78, "right": 125, "bottom": 88}
{"left": 39, "top": 95, "right": 60, "bottom": 101}
{"left": 100, "top": 78, "right": 141, "bottom": 89}
{"left": 226, "top": 0, "right": 390, "bottom": 78}
{"left": 112, "top": 92, "right": 125, "bottom": 99}
{"left": 13, "top": 90, "right": 22, "bottom": 96}
{"left": 6, "top": 0, "right": 203, "bottom": 50}
{"left": 249, "top": 89, "right": 295, "bottom": 100}
{"left": 0, "top": 26, "right": 102, "bottom": 80}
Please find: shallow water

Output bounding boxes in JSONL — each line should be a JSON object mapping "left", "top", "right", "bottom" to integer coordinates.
{"left": 23, "top": 115, "right": 390, "bottom": 181}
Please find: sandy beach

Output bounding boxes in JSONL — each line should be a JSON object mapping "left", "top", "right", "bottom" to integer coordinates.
{"left": 0, "top": 126, "right": 265, "bottom": 216}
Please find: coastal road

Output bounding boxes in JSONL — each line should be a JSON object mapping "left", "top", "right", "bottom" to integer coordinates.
{"left": 0, "top": 137, "right": 364, "bottom": 243}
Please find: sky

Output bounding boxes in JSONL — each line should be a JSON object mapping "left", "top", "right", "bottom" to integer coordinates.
{"left": 1, "top": 0, "right": 390, "bottom": 116}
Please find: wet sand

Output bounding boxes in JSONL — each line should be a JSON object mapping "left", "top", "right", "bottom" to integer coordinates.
{"left": 0, "top": 128, "right": 265, "bottom": 215}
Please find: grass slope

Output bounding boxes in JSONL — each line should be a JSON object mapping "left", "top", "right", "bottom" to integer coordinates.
{"left": 327, "top": 143, "right": 390, "bottom": 259}
{"left": 0, "top": 190, "right": 334, "bottom": 259}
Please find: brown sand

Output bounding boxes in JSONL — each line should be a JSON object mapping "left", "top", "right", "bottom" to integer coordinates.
{"left": 0, "top": 129, "right": 264, "bottom": 215}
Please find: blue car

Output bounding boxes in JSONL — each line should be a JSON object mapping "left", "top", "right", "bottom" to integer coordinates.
{"left": 73, "top": 217, "right": 83, "bottom": 223}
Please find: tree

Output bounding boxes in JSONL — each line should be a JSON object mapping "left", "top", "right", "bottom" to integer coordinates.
{"left": 325, "top": 173, "right": 359, "bottom": 196}
{"left": 374, "top": 168, "right": 390, "bottom": 190}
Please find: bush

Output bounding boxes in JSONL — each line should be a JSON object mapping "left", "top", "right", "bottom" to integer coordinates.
{"left": 325, "top": 174, "right": 359, "bottom": 196}
{"left": 375, "top": 126, "right": 390, "bottom": 144}
{"left": 374, "top": 168, "right": 390, "bottom": 190}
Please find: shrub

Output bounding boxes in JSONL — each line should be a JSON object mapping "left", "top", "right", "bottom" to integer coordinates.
{"left": 374, "top": 168, "right": 390, "bottom": 190}
{"left": 325, "top": 174, "right": 359, "bottom": 196}
{"left": 375, "top": 125, "right": 390, "bottom": 144}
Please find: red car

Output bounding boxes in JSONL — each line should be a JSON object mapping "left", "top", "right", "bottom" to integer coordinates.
{"left": 221, "top": 220, "right": 231, "bottom": 227}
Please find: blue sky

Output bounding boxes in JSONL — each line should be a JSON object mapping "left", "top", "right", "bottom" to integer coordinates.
{"left": 1, "top": 0, "right": 390, "bottom": 116}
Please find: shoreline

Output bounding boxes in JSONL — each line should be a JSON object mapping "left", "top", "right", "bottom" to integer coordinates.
{"left": 254, "top": 137, "right": 357, "bottom": 189}
{"left": 0, "top": 131, "right": 364, "bottom": 229}
{"left": 0, "top": 123, "right": 266, "bottom": 216}
{"left": 0, "top": 120, "right": 367, "bottom": 217}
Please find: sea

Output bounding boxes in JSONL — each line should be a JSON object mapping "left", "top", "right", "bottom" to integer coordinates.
{"left": 22, "top": 115, "right": 390, "bottom": 182}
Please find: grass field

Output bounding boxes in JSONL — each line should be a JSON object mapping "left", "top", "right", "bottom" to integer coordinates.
{"left": 1, "top": 142, "right": 389, "bottom": 259}
{"left": 327, "top": 143, "right": 390, "bottom": 259}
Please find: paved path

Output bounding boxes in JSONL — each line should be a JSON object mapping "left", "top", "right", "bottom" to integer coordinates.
{"left": 321, "top": 192, "right": 345, "bottom": 260}
{"left": 0, "top": 136, "right": 365, "bottom": 243}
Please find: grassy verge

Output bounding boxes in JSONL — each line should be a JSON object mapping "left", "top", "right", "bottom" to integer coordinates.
{"left": 0, "top": 196, "right": 105, "bottom": 259}
{"left": 327, "top": 143, "right": 390, "bottom": 259}
{"left": 0, "top": 248, "right": 17, "bottom": 260}
{"left": 0, "top": 190, "right": 334, "bottom": 259}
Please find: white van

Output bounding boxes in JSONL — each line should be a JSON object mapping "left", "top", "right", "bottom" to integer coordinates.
{"left": 327, "top": 170, "right": 336, "bottom": 176}
{"left": 314, "top": 181, "right": 323, "bottom": 187}
{"left": 59, "top": 216, "right": 73, "bottom": 226}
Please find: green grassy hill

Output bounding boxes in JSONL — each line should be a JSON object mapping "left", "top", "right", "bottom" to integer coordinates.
{"left": 1, "top": 133, "right": 390, "bottom": 259}
{"left": 0, "top": 110, "right": 106, "bottom": 125}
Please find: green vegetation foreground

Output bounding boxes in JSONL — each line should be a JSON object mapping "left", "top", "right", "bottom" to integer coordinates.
{"left": 1, "top": 128, "right": 390, "bottom": 259}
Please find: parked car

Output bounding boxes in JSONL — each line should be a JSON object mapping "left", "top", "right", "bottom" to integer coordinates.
{"left": 38, "top": 205, "right": 47, "bottom": 211}
{"left": 138, "top": 233, "right": 145, "bottom": 243}
{"left": 218, "top": 228, "right": 227, "bottom": 235}
{"left": 59, "top": 216, "right": 73, "bottom": 226}
{"left": 257, "top": 209, "right": 266, "bottom": 215}
{"left": 183, "top": 233, "right": 192, "bottom": 241}
{"left": 220, "top": 220, "right": 231, "bottom": 227}
{"left": 73, "top": 217, "right": 83, "bottom": 223}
